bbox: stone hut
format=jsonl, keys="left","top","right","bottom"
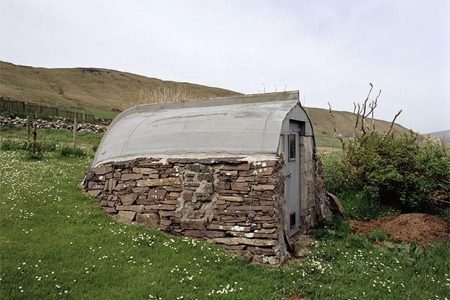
{"left": 83, "top": 91, "right": 332, "bottom": 265}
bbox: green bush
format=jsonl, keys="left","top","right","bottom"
{"left": 369, "top": 229, "right": 389, "bottom": 242}
{"left": 60, "top": 145, "right": 86, "bottom": 157}
{"left": 42, "top": 141, "right": 57, "bottom": 152}
{"left": 1, "top": 138, "right": 57, "bottom": 152}
{"left": 0, "top": 139, "right": 30, "bottom": 151}
{"left": 26, "top": 143, "right": 43, "bottom": 160}
{"left": 323, "top": 132, "right": 449, "bottom": 214}
{"left": 336, "top": 190, "right": 400, "bottom": 220}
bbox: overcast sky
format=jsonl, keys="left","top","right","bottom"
{"left": 1, "top": 0, "right": 449, "bottom": 132}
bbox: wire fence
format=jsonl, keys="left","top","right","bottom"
{"left": 0, "top": 97, "right": 95, "bottom": 122}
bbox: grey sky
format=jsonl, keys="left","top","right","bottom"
{"left": 1, "top": 0, "right": 449, "bottom": 132}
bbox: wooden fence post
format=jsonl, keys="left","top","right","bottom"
{"left": 73, "top": 114, "right": 77, "bottom": 147}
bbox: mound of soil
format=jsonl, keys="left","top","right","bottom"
{"left": 350, "top": 213, "right": 449, "bottom": 245}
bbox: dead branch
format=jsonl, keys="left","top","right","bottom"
{"left": 354, "top": 103, "right": 362, "bottom": 135}
{"left": 328, "top": 102, "right": 345, "bottom": 150}
{"left": 360, "top": 83, "right": 374, "bottom": 134}
{"left": 383, "top": 109, "right": 403, "bottom": 139}
{"left": 369, "top": 90, "right": 381, "bottom": 133}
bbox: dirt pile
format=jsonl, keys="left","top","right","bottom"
{"left": 350, "top": 213, "right": 449, "bottom": 245}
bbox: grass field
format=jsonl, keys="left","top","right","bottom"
{"left": 0, "top": 126, "right": 102, "bottom": 148}
{"left": 0, "top": 142, "right": 449, "bottom": 299}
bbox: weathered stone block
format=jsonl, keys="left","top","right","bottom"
{"left": 255, "top": 228, "right": 277, "bottom": 234}
{"left": 254, "top": 167, "right": 274, "bottom": 176}
{"left": 184, "top": 230, "right": 224, "bottom": 238}
{"left": 104, "top": 207, "right": 117, "bottom": 214}
{"left": 247, "top": 246, "right": 276, "bottom": 255}
{"left": 93, "top": 166, "right": 112, "bottom": 175}
{"left": 231, "top": 182, "right": 250, "bottom": 191}
{"left": 254, "top": 216, "right": 273, "bottom": 221}
{"left": 147, "top": 189, "right": 167, "bottom": 201}
{"left": 132, "top": 187, "right": 149, "bottom": 193}
{"left": 136, "top": 213, "right": 159, "bottom": 227}
{"left": 106, "top": 179, "right": 117, "bottom": 191}
{"left": 222, "top": 245, "right": 246, "bottom": 251}
{"left": 236, "top": 176, "right": 255, "bottom": 183}
{"left": 88, "top": 182, "right": 104, "bottom": 190}
{"left": 218, "top": 196, "right": 244, "bottom": 202}
{"left": 227, "top": 205, "right": 274, "bottom": 212}
{"left": 207, "top": 224, "right": 251, "bottom": 232}
{"left": 252, "top": 185, "right": 275, "bottom": 191}
{"left": 219, "top": 164, "right": 251, "bottom": 171}
{"left": 181, "top": 220, "right": 206, "bottom": 230}
{"left": 88, "top": 190, "right": 102, "bottom": 197}
{"left": 221, "top": 170, "right": 238, "bottom": 176}
{"left": 217, "top": 216, "right": 247, "bottom": 223}
{"left": 165, "top": 185, "right": 182, "bottom": 192}
{"left": 117, "top": 211, "right": 136, "bottom": 223}
{"left": 243, "top": 232, "right": 278, "bottom": 239}
{"left": 159, "top": 218, "right": 172, "bottom": 226}
{"left": 168, "top": 192, "right": 181, "bottom": 199}
{"left": 161, "top": 200, "right": 179, "bottom": 205}
{"left": 159, "top": 211, "right": 182, "bottom": 218}
{"left": 117, "top": 205, "right": 144, "bottom": 213}
{"left": 213, "top": 237, "right": 276, "bottom": 247}
{"left": 120, "top": 193, "right": 137, "bottom": 205}
{"left": 133, "top": 167, "right": 158, "bottom": 174}
{"left": 144, "top": 204, "right": 176, "bottom": 211}
{"left": 114, "top": 183, "right": 130, "bottom": 191}
{"left": 121, "top": 173, "right": 143, "bottom": 181}
{"left": 136, "top": 178, "right": 181, "bottom": 187}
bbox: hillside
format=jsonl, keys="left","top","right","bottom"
{"left": 305, "top": 107, "right": 410, "bottom": 137}
{"left": 427, "top": 129, "right": 450, "bottom": 145}
{"left": 0, "top": 61, "right": 240, "bottom": 116}
{"left": 0, "top": 61, "right": 411, "bottom": 138}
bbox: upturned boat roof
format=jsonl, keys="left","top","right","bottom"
{"left": 92, "top": 91, "right": 313, "bottom": 167}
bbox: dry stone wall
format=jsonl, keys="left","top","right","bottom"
{"left": 83, "top": 157, "right": 288, "bottom": 265}
{"left": 0, "top": 114, "right": 105, "bottom": 133}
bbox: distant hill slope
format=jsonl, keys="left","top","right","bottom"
{"left": 305, "top": 107, "right": 410, "bottom": 137}
{"left": 0, "top": 61, "right": 240, "bottom": 114}
{"left": 427, "top": 129, "right": 450, "bottom": 145}
{"left": 0, "top": 60, "right": 410, "bottom": 137}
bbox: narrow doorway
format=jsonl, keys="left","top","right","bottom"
{"left": 284, "top": 120, "right": 305, "bottom": 237}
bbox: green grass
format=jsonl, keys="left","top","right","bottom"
{"left": 0, "top": 126, "right": 101, "bottom": 147}
{"left": 338, "top": 190, "right": 401, "bottom": 220}
{"left": 0, "top": 150, "right": 449, "bottom": 299}
{"left": 314, "top": 133, "right": 343, "bottom": 150}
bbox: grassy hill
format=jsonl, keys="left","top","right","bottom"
{"left": 0, "top": 61, "right": 240, "bottom": 117}
{"left": 427, "top": 129, "right": 450, "bottom": 146}
{"left": 306, "top": 107, "right": 409, "bottom": 137}
{"left": 1, "top": 61, "right": 411, "bottom": 142}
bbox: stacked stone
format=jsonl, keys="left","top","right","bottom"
{"left": 0, "top": 114, "right": 105, "bottom": 133}
{"left": 84, "top": 157, "right": 287, "bottom": 265}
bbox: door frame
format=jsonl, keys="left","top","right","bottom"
{"left": 283, "top": 120, "right": 305, "bottom": 237}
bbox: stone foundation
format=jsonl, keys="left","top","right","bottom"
{"left": 83, "top": 157, "right": 288, "bottom": 265}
